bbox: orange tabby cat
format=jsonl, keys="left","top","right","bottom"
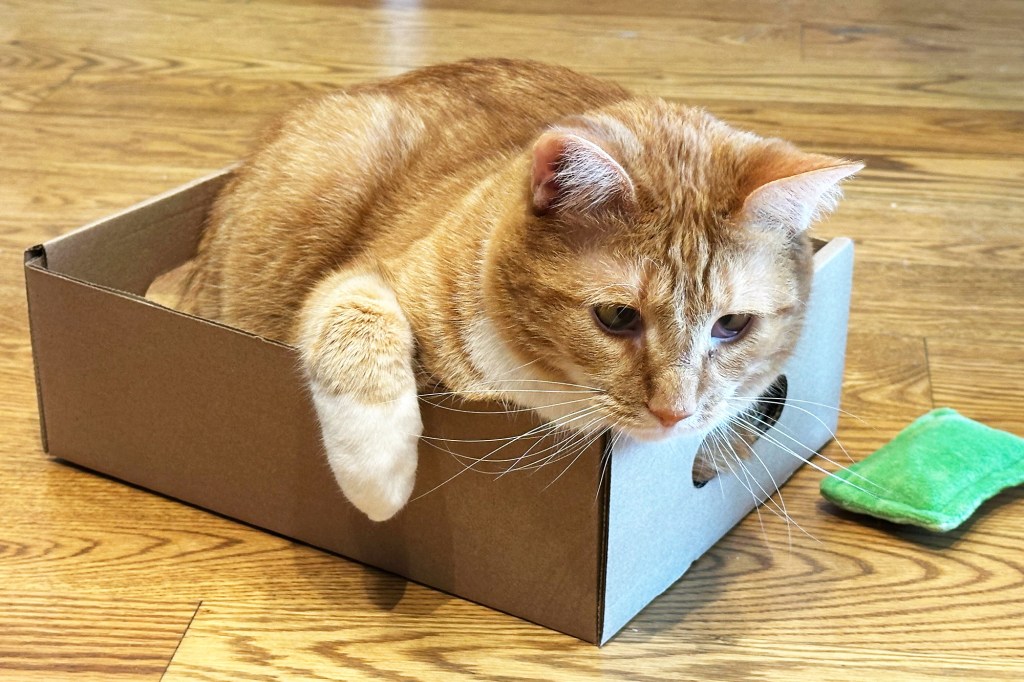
{"left": 179, "top": 58, "right": 861, "bottom": 521}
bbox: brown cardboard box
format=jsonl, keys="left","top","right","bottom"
{"left": 24, "top": 169, "right": 853, "bottom": 644}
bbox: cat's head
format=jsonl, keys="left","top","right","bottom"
{"left": 484, "top": 99, "right": 861, "bottom": 441}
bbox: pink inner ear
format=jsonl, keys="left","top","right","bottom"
{"left": 529, "top": 131, "right": 635, "bottom": 215}
{"left": 531, "top": 134, "right": 566, "bottom": 213}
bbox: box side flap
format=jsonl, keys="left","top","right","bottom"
{"left": 812, "top": 236, "right": 854, "bottom": 274}
{"left": 24, "top": 248, "right": 51, "bottom": 452}
{"left": 416, "top": 404, "right": 606, "bottom": 642}
{"left": 42, "top": 168, "right": 234, "bottom": 295}
{"left": 600, "top": 238, "right": 855, "bottom": 643}
{"left": 594, "top": 440, "right": 613, "bottom": 644}
{"left": 30, "top": 262, "right": 606, "bottom": 642}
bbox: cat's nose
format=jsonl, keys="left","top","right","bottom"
{"left": 647, "top": 403, "right": 693, "bottom": 428}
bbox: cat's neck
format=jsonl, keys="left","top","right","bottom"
{"left": 384, "top": 153, "right": 591, "bottom": 422}
{"left": 388, "top": 155, "right": 533, "bottom": 396}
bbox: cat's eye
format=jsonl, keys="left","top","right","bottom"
{"left": 711, "top": 313, "right": 753, "bottom": 340}
{"left": 592, "top": 304, "right": 642, "bottom": 335}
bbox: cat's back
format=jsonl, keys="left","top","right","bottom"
{"left": 186, "top": 59, "right": 629, "bottom": 338}
{"left": 344, "top": 58, "right": 628, "bottom": 141}
{"left": 278, "top": 59, "right": 630, "bottom": 183}
{"left": 229, "top": 59, "right": 630, "bottom": 210}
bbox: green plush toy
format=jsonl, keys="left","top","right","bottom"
{"left": 820, "top": 408, "right": 1024, "bottom": 532}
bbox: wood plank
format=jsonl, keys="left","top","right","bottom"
{"left": 845, "top": 152, "right": 1024, "bottom": 207}
{"left": 0, "top": 453, "right": 355, "bottom": 601}
{"left": 0, "top": 74, "right": 68, "bottom": 113}
{"left": 0, "top": 593, "right": 197, "bottom": 681}
{"left": 847, "top": 261, "right": 1024, "bottom": 340}
{"left": 815, "top": 150, "right": 1024, "bottom": 273}
{"left": 832, "top": 332, "right": 932, "bottom": 454}
{"left": 268, "top": 0, "right": 1024, "bottom": 30}
{"left": 803, "top": 21, "right": 1024, "bottom": 68}
{"left": 161, "top": 597, "right": 1024, "bottom": 681}
{"left": 927, "top": 340, "right": 1024, "bottom": 435}
{"left": 704, "top": 101, "right": 1024, "bottom": 156}
{"left": 844, "top": 237, "right": 1024, "bottom": 272}
{"left": 0, "top": 34, "right": 79, "bottom": 111}
{"left": 13, "top": 86, "right": 1024, "bottom": 159}
{"left": 0, "top": 333, "right": 42, "bottom": 449}
{"left": 9, "top": 4, "right": 1019, "bottom": 114}
{"left": 33, "top": 62, "right": 1024, "bottom": 118}
{"left": 6, "top": 7, "right": 801, "bottom": 81}
{"left": 0, "top": 164, "right": 226, "bottom": 239}
{"left": 0, "top": 108, "right": 247, "bottom": 238}
{"left": 0, "top": 112, "right": 249, "bottom": 166}
{"left": 663, "top": 468, "right": 1024, "bottom": 653}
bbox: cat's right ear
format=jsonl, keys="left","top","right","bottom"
{"left": 740, "top": 156, "right": 864, "bottom": 234}
{"left": 530, "top": 132, "right": 635, "bottom": 216}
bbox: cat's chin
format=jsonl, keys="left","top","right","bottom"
{"left": 622, "top": 422, "right": 707, "bottom": 443}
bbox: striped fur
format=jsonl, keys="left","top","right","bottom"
{"left": 180, "top": 59, "right": 860, "bottom": 519}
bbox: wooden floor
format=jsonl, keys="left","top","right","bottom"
{"left": 3, "top": 1, "right": 1023, "bottom": 679}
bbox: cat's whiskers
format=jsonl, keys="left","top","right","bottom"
{"left": 424, "top": 378, "right": 606, "bottom": 394}
{"left": 490, "top": 378, "right": 605, "bottom": 391}
{"left": 410, "top": 378, "right": 608, "bottom": 460}
{"left": 503, "top": 413, "right": 605, "bottom": 478}
{"left": 416, "top": 378, "right": 604, "bottom": 417}
{"left": 727, "top": 413, "right": 840, "bottom": 483}
{"left": 415, "top": 399, "right": 602, "bottom": 450}
{"left": 725, "top": 418, "right": 797, "bottom": 551}
{"left": 490, "top": 411, "right": 600, "bottom": 477}
{"left": 496, "top": 408, "right": 610, "bottom": 476}
{"left": 716, "top": 422, "right": 817, "bottom": 545}
{"left": 492, "top": 355, "right": 544, "bottom": 379}
{"left": 708, "top": 427, "right": 770, "bottom": 546}
{"left": 418, "top": 394, "right": 597, "bottom": 416}
{"left": 409, "top": 402, "right": 609, "bottom": 500}
{"left": 432, "top": 403, "right": 605, "bottom": 464}
{"left": 594, "top": 425, "right": 624, "bottom": 503}
{"left": 727, "top": 395, "right": 861, "bottom": 465}
{"left": 531, "top": 409, "right": 608, "bottom": 470}
{"left": 733, "top": 422, "right": 826, "bottom": 546}
{"left": 349, "top": 388, "right": 591, "bottom": 411}
{"left": 543, "top": 420, "right": 610, "bottom": 490}
{"left": 728, "top": 413, "right": 879, "bottom": 502}
{"left": 739, "top": 409, "right": 881, "bottom": 492}
{"left": 502, "top": 403, "right": 616, "bottom": 481}
{"left": 703, "top": 428, "right": 728, "bottom": 501}
{"left": 420, "top": 387, "right": 601, "bottom": 401}
{"left": 495, "top": 423, "right": 565, "bottom": 477}
{"left": 413, "top": 351, "right": 545, "bottom": 407}
{"left": 732, "top": 395, "right": 871, "bottom": 426}
{"left": 723, "top": 396, "right": 881, "bottom": 495}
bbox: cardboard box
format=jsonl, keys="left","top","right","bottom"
{"left": 24, "top": 169, "right": 853, "bottom": 644}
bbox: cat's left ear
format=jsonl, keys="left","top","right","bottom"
{"left": 741, "top": 158, "right": 864, "bottom": 233}
{"left": 530, "top": 132, "right": 636, "bottom": 215}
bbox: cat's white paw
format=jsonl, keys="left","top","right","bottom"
{"left": 311, "top": 383, "right": 422, "bottom": 522}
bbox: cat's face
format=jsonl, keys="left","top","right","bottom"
{"left": 555, "top": 227, "right": 811, "bottom": 440}
{"left": 486, "top": 101, "right": 859, "bottom": 440}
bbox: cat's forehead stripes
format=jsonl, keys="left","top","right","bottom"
{"left": 648, "top": 222, "right": 719, "bottom": 323}
{"left": 581, "top": 281, "right": 642, "bottom": 307}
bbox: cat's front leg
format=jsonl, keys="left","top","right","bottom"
{"left": 297, "top": 269, "right": 421, "bottom": 522}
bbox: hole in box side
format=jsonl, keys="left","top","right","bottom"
{"left": 691, "top": 374, "right": 788, "bottom": 488}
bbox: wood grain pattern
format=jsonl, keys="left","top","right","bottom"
{"left": 3, "top": 0, "right": 1024, "bottom": 679}
{"left": 0, "top": 594, "right": 198, "bottom": 681}
{"left": 161, "top": 597, "right": 1024, "bottom": 682}
{"left": 928, "top": 340, "right": 1024, "bottom": 434}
